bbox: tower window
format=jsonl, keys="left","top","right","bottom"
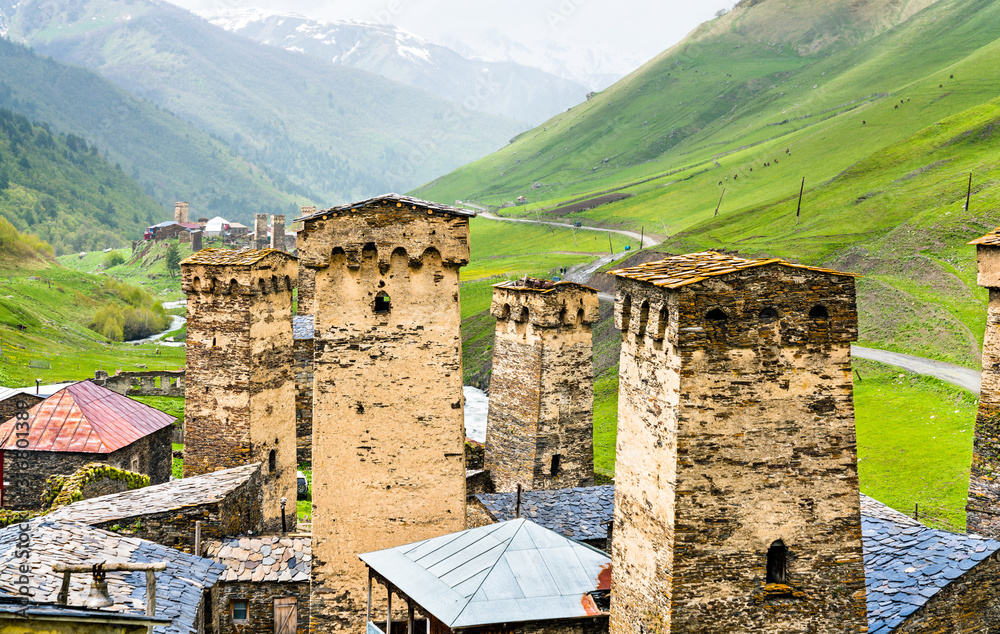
{"left": 809, "top": 305, "right": 829, "bottom": 319}
{"left": 759, "top": 307, "right": 778, "bottom": 321}
{"left": 268, "top": 449, "right": 276, "bottom": 473}
{"left": 706, "top": 308, "right": 728, "bottom": 321}
{"left": 655, "top": 306, "right": 669, "bottom": 339}
{"left": 374, "top": 292, "right": 391, "bottom": 314}
{"left": 550, "top": 454, "right": 562, "bottom": 477}
{"left": 620, "top": 295, "right": 632, "bottom": 332}
{"left": 637, "top": 301, "right": 650, "bottom": 336}
{"left": 766, "top": 540, "right": 788, "bottom": 584}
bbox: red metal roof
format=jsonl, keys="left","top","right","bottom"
{"left": 0, "top": 382, "right": 176, "bottom": 454}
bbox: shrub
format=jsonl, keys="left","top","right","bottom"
{"left": 103, "top": 251, "right": 126, "bottom": 268}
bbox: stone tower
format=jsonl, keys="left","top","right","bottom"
{"left": 609, "top": 251, "right": 866, "bottom": 634}
{"left": 297, "top": 194, "right": 471, "bottom": 630}
{"left": 181, "top": 248, "right": 298, "bottom": 533}
{"left": 270, "top": 214, "right": 286, "bottom": 252}
{"left": 968, "top": 229, "right": 1000, "bottom": 536}
{"left": 484, "top": 279, "right": 599, "bottom": 492}
{"left": 174, "top": 201, "right": 189, "bottom": 224}
{"left": 254, "top": 214, "right": 268, "bottom": 250}
{"left": 297, "top": 206, "right": 317, "bottom": 315}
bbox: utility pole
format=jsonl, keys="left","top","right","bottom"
{"left": 715, "top": 188, "right": 726, "bottom": 216}
{"left": 608, "top": 233, "right": 614, "bottom": 254}
{"left": 796, "top": 177, "right": 805, "bottom": 224}
{"left": 965, "top": 172, "right": 973, "bottom": 212}
{"left": 640, "top": 227, "right": 644, "bottom": 248}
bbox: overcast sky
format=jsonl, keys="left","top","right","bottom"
{"left": 166, "top": 0, "right": 724, "bottom": 80}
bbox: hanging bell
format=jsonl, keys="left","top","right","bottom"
{"left": 84, "top": 565, "right": 114, "bottom": 609}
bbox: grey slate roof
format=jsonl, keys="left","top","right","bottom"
{"left": 204, "top": 535, "right": 311, "bottom": 583}
{"left": 297, "top": 193, "right": 476, "bottom": 221}
{"left": 0, "top": 519, "right": 224, "bottom": 634}
{"left": 475, "top": 486, "right": 614, "bottom": 542}
{"left": 360, "top": 518, "right": 611, "bottom": 628}
{"left": 861, "top": 494, "right": 1000, "bottom": 634}
{"left": 0, "top": 592, "right": 171, "bottom": 626}
{"left": 45, "top": 463, "right": 260, "bottom": 526}
{"left": 292, "top": 315, "right": 314, "bottom": 340}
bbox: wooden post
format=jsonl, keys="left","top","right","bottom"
{"left": 408, "top": 600, "right": 415, "bottom": 634}
{"left": 145, "top": 570, "right": 157, "bottom": 616}
{"left": 516, "top": 484, "right": 523, "bottom": 518}
{"left": 640, "top": 227, "right": 644, "bottom": 248}
{"left": 57, "top": 572, "right": 71, "bottom": 605}
{"left": 608, "top": 233, "right": 614, "bottom": 254}
{"left": 386, "top": 583, "right": 393, "bottom": 634}
{"left": 194, "top": 520, "right": 202, "bottom": 556}
{"left": 572, "top": 228, "right": 577, "bottom": 247}
{"left": 715, "top": 188, "right": 726, "bottom": 216}
{"left": 966, "top": 172, "right": 973, "bottom": 211}
{"left": 660, "top": 220, "right": 668, "bottom": 236}
{"left": 366, "top": 571, "right": 373, "bottom": 625}
{"left": 796, "top": 177, "right": 805, "bottom": 223}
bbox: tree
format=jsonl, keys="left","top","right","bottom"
{"left": 165, "top": 243, "right": 181, "bottom": 276}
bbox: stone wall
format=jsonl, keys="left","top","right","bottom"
{"left": 271, "top": 214, "right": 286, "bottom": 252}
{"left": 610, "top": 263, "right": 867, "bottom": 634}
{"left": 969, "top": 244, "right": 1000, "bottom": 536}
{"left": 893, "top": 550, "right": 1000, "bottom": 632}
{"left": 2, "top": 426, "right": 171, "bottom": 510}
{"left": 92, "top": 370, "right": 185, "bottom": 397}
{"left": 297, "top": 207, "right": 317, "bottom": 316}
{"left": 299, "top": 199, "right": 470, "bottom": 630}
{"left": 293, "top": 337, "right": 314, "bottom": 464}
{"left": 182, "top": 250, "right": 298, "bottom": 534}
{"left": 484, "top": 282, "right": 598, "bottom": 493}
{"left": 96, "top": 466, "right": 264, "bottom": 553}
{"left": 422, "top": 614, "right": 607, "bottom": 634}
{"left": 0, "top": 394, "right": 43, "bottom": 425}
{"left": 211, "top": 582, "right": 310, "bottom": 634}
{"left": 174, "top": 202, "right": 189, "bottom": 224}
{"left": 255, "top": 214, "right": 268, "bottom": 250}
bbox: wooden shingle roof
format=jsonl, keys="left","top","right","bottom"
{"left": 969, "top": 229, "right": 1000, "bottom": 246}
{"left": 610, "top": 251, "right": 854, "bottom": 288}
{"left": 0, "top": 381, "right": 175, "bottom": 454}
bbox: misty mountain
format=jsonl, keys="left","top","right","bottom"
{"left": 0, "top": 0, "right": 525, "bottom": 204}
{"left": 199, "top": 7, "right": 590, "bottom": 127}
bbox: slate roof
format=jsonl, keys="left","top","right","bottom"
{"left": 0, "top": 592, "right": 171, "bottom": 626}
{"left": 292, "top": 315, "right": 314, "bottom": 340}
{"left": 359, "top": 518, "right": 611, "bottom": 628}
{"left": 0, "top": 381, "right": 176, "bottom": 454}
{"left": 180, "top": 247, "right": 295, "bottom": 266}
{"left": 610, "top": 251, "right": 853, "bottom": 288}
{"left": 861, "top": 494, "right": 1000, "bottom": 634}
{"left": 475, "top": 486, "right": 614, "bottom": 542}
{"left": 0, "top": 518, "right": 224, "bottom": 634}
{"left": 45, "top": 463, "right": 260, "bottom": 526}
{"left": 969, "top": 229, "right": 1000, "bottom": 246}
{"left": 204, "top": 535, "right": 311, "bottom": 583}
{"left": 493, "top": 279, "right": 598, "bottom": 294}
{"left": 298, "top": 193, "right": 476, "bottom": 222}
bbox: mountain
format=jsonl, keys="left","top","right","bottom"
{"left": 0, "top": 36, "right": 306, "bottom": 226}
{"left": 0, "top": 0, "right": 525, "bottom": 204}
{"left": 418, "top": 0, "right": 1000, "bottom": 369}
{"left": 0, "top": 107, "right": 167, "bottom": 254}
{"left": 198, "top": 8, "right": 589, "bottom": 127}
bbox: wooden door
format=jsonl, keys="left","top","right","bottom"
{"left": 274, "top": 597, "right": 297, "bottom": 634}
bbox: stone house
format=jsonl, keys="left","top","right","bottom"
{"left": 0, "top": 594, "right": 170, "bottom": 632}
{"left": 359, "top": 518, "right": 610, "bottom": 634}
{"left": 45, "top": 463, "right": 264, "bottom": 553}
{"left": 204, "top": 535, "right": 311, "bottom": 634}
{"left": 0, "top": 381, "right": 174, "bottom": 510}
{"left": 608, "top": 251, "right": 866, "bottom": 633}
{"left": 292, "top": 315, "right": 314, "bottom": 463}
{"left": 0, "top": 383, "right": 71, "bottom": 422}
{"left": 485, "top": 279, "right": 599, "bottom": 493}
{"left": 0, "top": 518, "right": 225, "bottom": 634}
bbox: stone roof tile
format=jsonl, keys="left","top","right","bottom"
{"left": 610, "top": 251, "right": 854, "bottom": 288}
{"left": 475, "top": 485, "right": 614, "bottom": 542}
{"left": 203, "top": 535, "right": 311, "bottom": 583}
{"left": 181, "top": 247, "right": 295, "bottom": 266}
{"left": 298, "top": 193, "right": 475, "bottom": 221}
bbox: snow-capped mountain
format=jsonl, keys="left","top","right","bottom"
{"left": 198, "top": 7, "right": 589, "bottom": 126}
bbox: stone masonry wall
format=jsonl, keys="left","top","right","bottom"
{"left": 297, "top": 207, "right": 317, "bottom": 316}
{"left": 293, "top": 338, "right": 314, "bottom": 464}
{"left": 968, "top": 244, "right": 1000, "bottom": 536}
{"left": 893, "top": 550, "right": 1000, "bottom": 633}
{"left": 0, "top": 394, "right": 43, "bottom": 425}
{"left": 299, "top": 201, "right": 469, "bottom": 631}
{"left": 211, "top": 582, "right": 310, "bottom": 634}
{"left": 96, "top": 466, "right": 264, "bottom": 553}
{"left": 611, "top": 264, "right": 867, "bottom": 634}
{"left": 182, "top": 251, "right": 298, "bottom": 534}
{"left": 92, "top": 370, "right": 184, "bottom": 397}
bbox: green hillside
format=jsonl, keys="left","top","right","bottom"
{"left": 419, "top": 0, "right": 1000, "bottom": 369}
{"left": 0, "top": 36, "right": 307, "bottom": 226}
{"left": 1, "top": 0, "right": 523, "bottom": 205}
{"left": 0, "top": 107, "right": 165, "bottom": 253}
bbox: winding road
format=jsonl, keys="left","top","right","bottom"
{"left": 478, "top": 211, "right": 660, "bottom": 248}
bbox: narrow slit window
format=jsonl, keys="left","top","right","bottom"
{"left": 656, "top": 306, "right": 668, "bottom": 339}
{"left": 620, "top": 295, "right": 632, "bottom": 333}
{"left": 809, "top": 305, "right": 829, "bottom": 319}
{"left": 268, "top": 449, "right": 276, "bottom": 473}
{"left": 374, "top": 292, "right": 391, "bottom": 314}
{"left": 637, "top": 301, "right": 650, "bottom": 336}
{"left": 550, "top": 454, "right": 562, "bottom": 477}
{"left": 766, "top": 540, "right": 788, "bottom": 584}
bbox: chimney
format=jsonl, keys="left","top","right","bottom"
{"left": 270, "top": 214, "right": 286, "bottom": 252}
{"left": 254, "top": 214, "right": 268, "bottom": 250}
{"left": 174, "top": 202, "right": 189, "bottom": 224}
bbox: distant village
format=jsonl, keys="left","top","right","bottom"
{"left": 2, "top": 194, "right": 1000, "bottom": 634}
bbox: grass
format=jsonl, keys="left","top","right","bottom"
{"left": 297, "top": 466, "right": 311, "bottom": 523}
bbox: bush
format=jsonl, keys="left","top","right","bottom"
{"left": 103, "top": 251, "right": 126, "bottom": 268}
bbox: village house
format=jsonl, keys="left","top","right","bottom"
{"left": 0, "top": 381, "right": 174, "bottom": 510}
{"left": 0, "top": 383, "right": 67, "bottom": 422}
{"left": 359, "top": 518, "right": 610, "bottom": 634}
{"left": 204, "top": 535, "right": 311, "bottom": 634}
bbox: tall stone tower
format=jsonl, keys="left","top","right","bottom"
{"left": 968, "top": 229, "right": 1000, "bottom": 536}
{"left": 297, "top": 194, "right": 471, "bottom": 630}
{"left": 174, "top": 201, "right": 189, "bottom": 224}
{"left": 297, "top": 206, "right": 317, "bottom": 315}
{"left": 484, "top": 279, "right": 599, "bottom": 492}
{"left": 254, "top": 213, "right": 268, "bottom": 250}
{"left": 270, "top": 214, "right": 286, "bottom": 252}
{"left": 181, "top": 248, "right": 298, "bottom": 533}
{"left": 609, "top": 251, "right": 866, "bottom": 634}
